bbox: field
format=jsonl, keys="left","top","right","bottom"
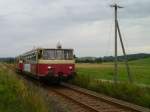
{"left": 70, "top": 57, "right": 150, "bottom": 108}
{"left": 76, "top": 57, "right": 150, "bottom": 85}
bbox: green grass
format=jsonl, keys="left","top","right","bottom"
{"left": 130, "top": 57, "right": 150, "bottom": 66}
{"left": 76, "top": 57, "right": 150, "bottom": 85}
{"left": 0, "top": 64, "right": 52, "bottom": 112}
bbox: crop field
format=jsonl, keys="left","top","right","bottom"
{"left": 76, "top": 57, "right": 150, "bottom": 85}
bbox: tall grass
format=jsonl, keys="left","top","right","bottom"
{"left": 0, "top": 65, "right": 52, "bottom": 112}
{"left": 69, "top": 74, "right": 150, "bottom": 108}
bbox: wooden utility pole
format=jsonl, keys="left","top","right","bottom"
{"left": 110, "top": 4, "right": 133, "bottom": 83}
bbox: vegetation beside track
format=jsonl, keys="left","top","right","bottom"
{"left": 69, "top": 74, "right": 150, "bottom": 108}
{"left": 70, "top": 57, "right": 150, "bottom": 108}
{"left": 0, "top": 64, "right": 52, "bottom": 112}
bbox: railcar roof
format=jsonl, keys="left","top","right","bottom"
{"left": 18, "top": 48, "right": 73, "bottom": 57}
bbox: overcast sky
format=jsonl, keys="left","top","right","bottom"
{"left": 0, "top": 0, "right": 150, "bottom": 57}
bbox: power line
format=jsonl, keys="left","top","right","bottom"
{"left": 110, "top": 3, "right": 133, "bottom": 83}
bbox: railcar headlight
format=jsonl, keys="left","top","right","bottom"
{"left": 48, "top": 66, "right": 52, "bottom": 69}
{"left": 69, "top": 66, "right": 73, "bottom": 70}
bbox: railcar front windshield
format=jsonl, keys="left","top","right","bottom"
{"left": 42, "top": 49, "right": 73, "bottom": 60}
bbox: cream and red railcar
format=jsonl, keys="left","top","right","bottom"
{"left": 16, "top": 48, "right": 75, "bottom": 82}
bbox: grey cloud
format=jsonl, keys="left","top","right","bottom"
{"left": 0, "top": 0, "right": 150, "bottom": 57}
{"left": 117, "top": 0, "right": 150, "bottom": 19}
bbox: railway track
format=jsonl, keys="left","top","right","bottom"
{"left": 50, "top": 86, "right": 128, "bottom": 112}
{"left": 3, "top": 63, "right": 150, "bottom": 112}
{"left": 49, "top": 83, "right": 149, "bottom": 112}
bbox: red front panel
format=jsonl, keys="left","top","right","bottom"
{"left": 37, "top": 64, "right": 75, "bottom": 77}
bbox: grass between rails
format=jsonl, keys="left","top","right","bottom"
{"left": 70, "top": 58, "right": 150, "bottom": 108}
{"left": 0, "top": 64, "right": 52, "bottom": 112}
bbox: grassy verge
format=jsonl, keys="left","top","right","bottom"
{"left": 0, "top": 64, "right": 52, "bottom": 112}
{"left": 69, "top": 73, "right": 150, "bottom": 108}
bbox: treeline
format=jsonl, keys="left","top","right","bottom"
{"left": 76, "top": 53, "right": 150, "bottom": 63}
{"left": 0, "top": 53, "right": 150, "bottom": 63}
{"left": 0, "top": 57, "right": 15, "bottom": 63}
{"left": 76, "top": 57, "right": 102, "bottom": 63}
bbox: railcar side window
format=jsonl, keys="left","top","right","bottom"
{"left": 38, "top": 50, "right": 42, "bottom": 59}
{"left": 31, "top": 53, "right": 36, "bottom": 61}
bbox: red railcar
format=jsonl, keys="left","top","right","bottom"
{"left": 16, "top": 47, "right": 75, "bottom": 83}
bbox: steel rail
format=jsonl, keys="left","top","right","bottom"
{"left": 61, "top": 83, "right": 150, "bottom": 112}
{"left": 50, "top": 87, "right": 99, "bottom": 112}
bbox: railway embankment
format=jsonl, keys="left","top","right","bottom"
{"left": 0, "top": 63, "right": 52, "bottom": 112}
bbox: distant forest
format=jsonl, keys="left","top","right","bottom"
{"left": 0, "top": 57, "right": 15, "bottom": 63}
{"left": 75, "top": 53, "right": 150, "bottom": 63}
{"left": 0, "top": 53, "right": 150, "bottom": 63}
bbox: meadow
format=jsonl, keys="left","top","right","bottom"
{"left": 76, "top": 57, "right": 150, "bottom": 85}
{"left": 70, "top": 57, "right": 150, "bottom": 108}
